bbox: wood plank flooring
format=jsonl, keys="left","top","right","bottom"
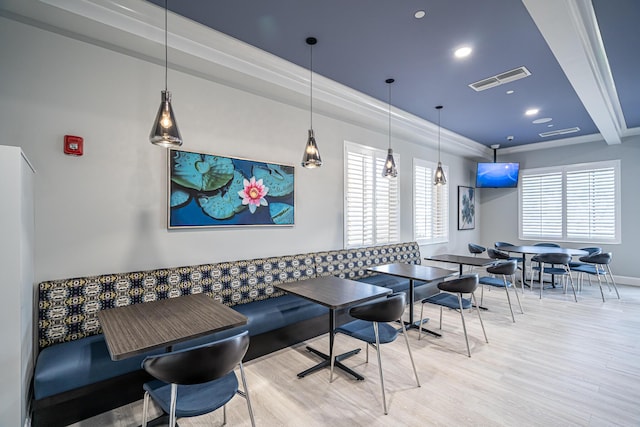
{"left": 68, "top": 283, "right": 640, "bottom": 426}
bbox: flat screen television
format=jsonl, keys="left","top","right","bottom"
{"left": 475, "top": 162, "right": 520, "bottom": 188}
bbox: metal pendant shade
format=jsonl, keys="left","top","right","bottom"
{"left": 382, "top": 78, "right": 397, "bottom": 178}
{"left": 301, "top": 37, "right": 322, "bottom": 168}
{"left": 150, "top": 0, "right": 182, "bottom": 148}
{"left": 434, "top": 105, "right": 446, "bottom": 185}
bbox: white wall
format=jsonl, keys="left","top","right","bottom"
{"left": 478, "top": 137, "right": 640, "bottom": 280}
{"left": 0, "top": 16, "right": 480, "bottom": 284}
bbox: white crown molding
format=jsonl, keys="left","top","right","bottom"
{"left": 522, "top": 0, "right": 624, "bottom": 145}
{"left": 1, "top": 0, "right": 488, "bottom": 158}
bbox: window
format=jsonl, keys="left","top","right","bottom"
{"left": 344, "top": 142, "right": 400, "bottom": 248}
{"left": 413, "top": 158, "right": 449, "bottom": 244}
{"left": 519, "top": 160, "right": 620, "bottom": 243}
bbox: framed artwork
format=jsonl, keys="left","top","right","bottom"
{"left": 168, "top": 149, "right": 295, "bottom": 228}
{"left": 458, "top": 186, "right": 475, "bottom": 230}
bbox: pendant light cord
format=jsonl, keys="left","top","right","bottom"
{"left": 437, "top": 107, "right": 442, "bottom": 162}
{"left": 164, "top": 0, "right": 168, "bottom": 92}
{"left": 388, "top": 83, "right": 392, "bottom": 149}
{"left": 309, "top": 43, "right": 313, "bottom": 130}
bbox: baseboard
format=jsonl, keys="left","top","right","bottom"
{"left": 613, "top": 275, "right": 640, "bottom": 287}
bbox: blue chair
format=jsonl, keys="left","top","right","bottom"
{"left": 529, "top": 242, "right": 561, "bottom": 283}
{"left": 572, "top": 252, "right": 619, "bottom": 302}
{"left": 331, "top": 292, "right": 420, "bottom": 414}
{"left": 419, "top": 274, "right": 488, "bottom": 357}
{"left": 479, "top": 260, "right": 523, "bottom": 322}
{"left": 568, "top": 247, "right": 602, "bottom": 268}
{"left": 141, "top": 331, "right": 255, "bottom": 427}
{"left": 468, "top": 243, "right": 486, "bottom": 256}
{"left": 531, "top": 253, "right": 577, "bottom": 302}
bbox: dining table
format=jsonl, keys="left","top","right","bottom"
{"left": 366, "top": 263, "right": 456, "bottom": 336}
{"left": 495, "top": 245, "right": 588, "bottom": 287}
{"left": 424, "top": 254, "right": 496, "bottom": 275}
{"left": 275, "top": 275, "right": 391, "bottom": 381}
{"left": 97, "top": 293, "right": 248, "bottom": 361}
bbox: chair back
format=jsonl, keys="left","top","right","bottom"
{"left": 487, "top": 248, "right": 510, "bottom": 260}
{"left": 536, "top": 252, "right": 571, "bottom": 265}
{"left": 468, "top": 243, "right": 486, "bottom": 255}
{"left": 534, "top": 242, "right": 561, "bottom": 247}
{"left": 437, "top": 274, "right": 479, "bottom": 294}
{"left": 580, "top": 247, "right": 602, "bottom": 256}
{"left": 349, "top": 292, "right": 406, "bottom": 323}
{"left": 579, "top": 252, "right": 611, "bottom": 265}
{"left": 494, "top": 241, "right": 514, "bottom": 248}
{"left": 486, "top": 260, "right": 517, "bottom": 276}
{"left": 142, "top": 331, "right": 249, "bottom": 385}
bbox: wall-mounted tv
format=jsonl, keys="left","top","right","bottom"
{"left": 475, "top": 162, "right": 520, "bottom": 188}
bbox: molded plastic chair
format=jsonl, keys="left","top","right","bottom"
{"left": 572, "top": 252, "right": 619, "bottom": 302}
{"left": 141, "top": 331, "right": 255, "bottom": 427}
{"left": 494, "top": 242, "right": 524, "bottom": 263}
{"left": 419, "top": 274, "right": 488, "bottom": 357}
{"left": 531, "top": 253, "right": 577, "bottom": 302}
{"left": 568, "top": 247, "right": 602, "bottom": 268}
{"left": 479, "top": 260, "right": 523, "bottom": 322}
{"left": 468, "top": 243, "right": 486, "bottom": 256}
{"left": 529, "top": 243, "right": 562, "bottom": 282}
{"left": 332, "top": 292, "right": 420, "bottom": 415}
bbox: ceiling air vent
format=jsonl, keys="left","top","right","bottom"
{"left": 539, "top": 127, "right": 581, "bottom": 137}
{"left": 469, "top": 66, "right": 531, "bottom": 91}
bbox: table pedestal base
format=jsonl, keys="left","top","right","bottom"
{"left": 297, "top": 346, "right": 364, "bottom": 380}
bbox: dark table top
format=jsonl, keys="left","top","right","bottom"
{"left": 97, "top": 293, "right": 247, "bottom": 360}
{"left": 275, "top": 276, "right": 391, "bottom": 310}
{"left": 367, "top": 263, "right": 456, "bottom": 282}
{"left": 497, "top": 245, "right": 588, "bottom": 256}
{"left": 425, "top": 254, "right": 496, "bottom": 267}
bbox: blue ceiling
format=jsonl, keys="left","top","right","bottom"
{"left": 147, "top": 0, "right": 638, "bottom": 148}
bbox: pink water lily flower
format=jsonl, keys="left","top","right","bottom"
{"left": 238, "top": 176, "right": 269, "bottom": 213}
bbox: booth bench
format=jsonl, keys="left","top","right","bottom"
{"left": 32, "top": 242, "right": 426, "bottom": 426}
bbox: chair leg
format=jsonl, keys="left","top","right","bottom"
{"left": 457, "top": 294, "right": 471, "bottom": 357}
{"left": 141, "top": 391, "right": 150, "bottom": 427}
{"left": 329, "top": 334, "right": 336, "bottom": 383}
{"left": 471, "top": 292, "right": 488, "bottom": 345}
{"left": 606, "top": 265, "right": 620, "bottom": 299}
{"left": 512, "top": 279, "right": 524, "bottom": 314}
{"left": 539, "top": 265, "right": 544, "bottom": 299}
{"left": 169, "top": 384, "right": 178, "bottom": 427}
{"left": 418, "top": 303, "right": 424, "bottom": 340}
{"left": 400, "top": 320, "right": 420, "bottom": 387}
{"left": 223, "top": 405, "right": 227, "bottom": 426}
{"left": 439, "top": 306, "right": 443, "bottom": 329}
{"left": 237, "top": 362, "right": 256, "bottom": 427}
{"left": 373, "top": 322, "right": 388, "bottom": 415}
{"left": 503, "top": 280, "right": 515, "bottom": 322}
{"left": 565, "top": 266, "right": 577, "bottom": 302}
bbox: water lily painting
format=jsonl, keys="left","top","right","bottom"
{"left": 458, "top": 186, "right": 475, "bottom": 230}
{"left": 168, "top": 149, "right": 294, "bottom": 228}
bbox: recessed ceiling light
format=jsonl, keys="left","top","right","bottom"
{"left": 547, "top": 124, "right": 554, "bottom": 127}
{"left": 506, "top": 90, "right": 514, "bottom": 95}
{"left": 454, "top": 46, "right": 472, "bottom": 58}
{"left": 414, "top": 10, "right": 426, "bottom": 19}
{"left": 532, "top": 117, "right": 552, "bottom": 124}
{"left": 525, "top": 108, "right": 539, "bottom": 116}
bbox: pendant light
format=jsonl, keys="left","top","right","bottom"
{"left": 301, "top": 37, "right": 322, "bottom": 168}
{"left": 149, "top": 0, "right": 183, "bottom": 148}
{"left": 382, "top": 78, "right": 398, "bottom": 178}
{"left": 433, "top": 105, "right": 447, "bottom": 185}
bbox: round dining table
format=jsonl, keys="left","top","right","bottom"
{"left": 495, "top": 245, "right": 588, "bottom": 287}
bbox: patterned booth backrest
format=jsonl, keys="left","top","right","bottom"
{"left": 37, "top": 242, "right": 420, "bottom": 349}
{"left": 314, "top": 242, "right": 421, "bottom": 279}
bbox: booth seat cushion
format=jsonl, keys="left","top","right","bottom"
{"left": 33, "top": 334, "right": 160, "bottom": 400}
{"left": 357, "top": 274, "right": 412, "bottom": 293}
{"left": 232, "top": 294, "right": 328, "bottom": 336}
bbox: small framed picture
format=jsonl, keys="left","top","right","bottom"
{"left": 458, "top": 186, "right": 475, "bottom": 230}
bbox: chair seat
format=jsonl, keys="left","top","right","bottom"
{"left": 143, "top": 372, "right": 238, "bottom": 418}
{"left": 478, "top": 276, "right": 512, "bottom": 288}
{"left": 336, "top": 319, "right": 398, "bottom": 344}
{"left": 422, "top": 292, "right": 471, "bottom": 310}
{"left": 531, "top": 266, "right": 568, "bottom": 275}
{"left": 571, "top": 264, "right": 605, "bottom": 275}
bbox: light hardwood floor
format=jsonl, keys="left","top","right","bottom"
{"left": 69, "top": 283, "right": 640, "bottom": 427}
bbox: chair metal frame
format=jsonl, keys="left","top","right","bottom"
{"left": 330, "top": 293, "right": 420, "bottom": 415}
{"left": 419, "top": 274, "right": 488, "bottom": 357}
{"left": 532, "top": 252, "right": 577, "bottom": 302}
{"left": 573, "top": 252, "right": 620, "bottom": 302}
{"left": 479, "top": 260, "right": 523, "bottom": 323}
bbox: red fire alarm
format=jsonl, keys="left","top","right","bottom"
{"left": 64, "top": 135, "right": 84, "bottom": 156}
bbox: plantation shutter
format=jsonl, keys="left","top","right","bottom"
{"left": 520, "top": 172, "right": 563, "bottom": 239}
{"left": 566, "top": 166, "right": 616, "bottom": 240}
{"left": 413, "top": 159, "right": 448, "bottom": 244}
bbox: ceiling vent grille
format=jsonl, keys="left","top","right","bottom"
{"left": 539, "top": 127, "right": 581, "bottom": 137}
{"left": 469, "top": 66, "right": 531, "bottom": 91}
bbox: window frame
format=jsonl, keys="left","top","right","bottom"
{"left": 412, "top": 157, "right": 449, "bottom": 245}
{"left": 343, "top": 141, "right": 401, "bottom": 248}
{"left": 518, "top": 160, "right": 621, "bottom": 244}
